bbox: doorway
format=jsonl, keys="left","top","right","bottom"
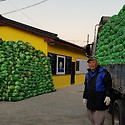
{"left": 71, "top": 62, "right": 75, "bottom": 84}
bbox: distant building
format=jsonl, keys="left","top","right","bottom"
{"left": 0, "top": 15, "right": 88, "bottom": 88}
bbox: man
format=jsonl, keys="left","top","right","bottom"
{"left": 83, "top": 57, "right": 112, "bottom": 125}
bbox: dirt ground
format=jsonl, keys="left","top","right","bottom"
{"left": 0, "top": 84, "right": 112, "bottom": 125}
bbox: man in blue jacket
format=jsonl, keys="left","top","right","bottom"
{"left": 83, "top": 57, "right": 112, "bottom": 125}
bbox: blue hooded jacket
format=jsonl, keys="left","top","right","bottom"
{"left": 83, "top": 65, "right": 112, "bottom": 110}
{"left": 86, "top": 67, "right": 106, "bottom": 92}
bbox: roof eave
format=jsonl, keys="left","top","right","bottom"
{"left": 0, "top": 15, "right": 58, "bottom": 39}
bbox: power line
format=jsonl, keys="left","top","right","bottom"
{"left": 6, "top": 0, "right": 44, "bottom": 28}
{"left": 0, "top": 0, "right": 6, "bottom": 2}
{"left": 2, "top": 0, "right": 48, "bottom": 15}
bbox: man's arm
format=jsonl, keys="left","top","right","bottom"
{"left": 83, "top": 78, "right": 88, "bottom": 99}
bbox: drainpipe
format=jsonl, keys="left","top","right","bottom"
{"left": 92, "top": 24, "right": 99, "bottom": 56}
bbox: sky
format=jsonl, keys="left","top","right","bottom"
{"left": 0, "top": 0, "right": 125, "bottom": 46}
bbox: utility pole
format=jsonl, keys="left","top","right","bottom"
{"left": 87, "top": 34, "right": 89, "bottom": 45}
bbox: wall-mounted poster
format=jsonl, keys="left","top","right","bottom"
{"left": 48, "top": 52, "right": 72, "bottom": 75}
{"left": 76, "top": 58, "right": 88, "bottom": 74}
{"left": 56, "top": 55, "right": 65, "bottom": 75}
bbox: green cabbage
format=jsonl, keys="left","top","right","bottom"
{"left": 0, "top": 38, "right": 56, "bottom": 101}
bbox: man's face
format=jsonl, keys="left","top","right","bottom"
{"left": 88, "top": 60, "right": 98, "bottom": 70}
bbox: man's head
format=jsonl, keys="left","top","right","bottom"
{"left": 87, "top": 57, "right": 98, "bottom": 70}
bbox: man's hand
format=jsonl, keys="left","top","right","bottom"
{"left": 104, "top": 96, "right": 111, "bottom": 106}
{"left": 83, "top": 99, "right": 87, "bottom": 105}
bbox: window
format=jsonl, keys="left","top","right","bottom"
{"left": 48, "top": 52, "right": 72, "bottom": 75}
{"left": 65, "top": 56, "right": 71, "bottom": 74}
{"left": 48, "top": 53, "right": 56, "bottom": 75}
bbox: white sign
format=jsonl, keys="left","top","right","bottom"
{"left": 76, "top": 58, "right": 88, "bottom": 74}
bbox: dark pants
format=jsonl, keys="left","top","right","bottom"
{"left": 87, "top": 109, "right": 105, "bottom": 125}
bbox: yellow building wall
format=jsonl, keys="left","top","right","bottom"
{"left": 75, "top": 74, "right": 86, "bottom": 84}
{"left": 0, "top": 25, "right": 87, "bottom": 89}
{"left": 48, "top": 44, "right": 87, "bottom": 88}
{"left": 52, "top": 75, "right": 71, "bottom": 88}
{"left": 0, "top": 26, "right": 48, "bottom": 55}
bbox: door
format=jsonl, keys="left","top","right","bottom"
{"left": 71, "top": 62, "right": 75, "bottom": 84}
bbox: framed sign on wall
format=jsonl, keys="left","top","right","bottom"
{"left": 76, "top": 58, "right": 88, "bottom": 74}
{"left": 56, "top": 55, "right": 65, "bottom": 75}
{"left": 48, "top": 52, "right": 72, "bottom": 75}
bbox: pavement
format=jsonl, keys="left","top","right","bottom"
{"left": 0, "top": 83, "right": 112, "bottom": 125}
